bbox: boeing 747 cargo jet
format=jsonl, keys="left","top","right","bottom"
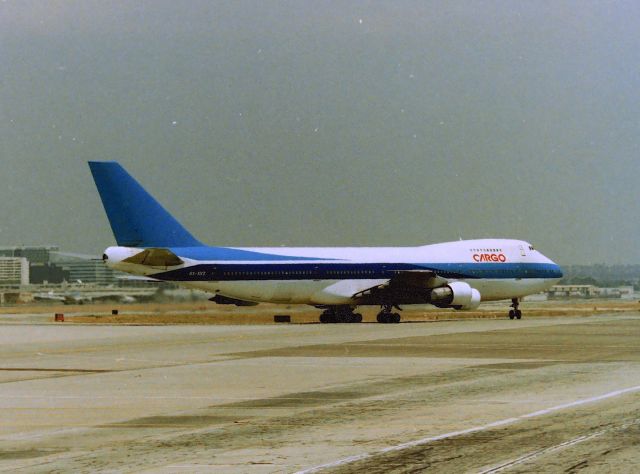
{"left": 89, "top": 161, "right": 562, "bottom": 323}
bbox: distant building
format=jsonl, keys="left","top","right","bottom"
{"left": 619, "top": 286, "right": 635, "bottom": 299}
{"left": 0, "top": 245, "right": 160, "bottom": 288}
{"left": 548, "top": 285, "right": 600, "bottom": 299}
{"left": 0, "top": 246, "right": 63, "bottom": 284}
{"left": 0, "top": 246, "right": 58, "bottom": 264}
{"left": 0, "top": 257, "right": 29, "bottom": 286}
{"left": 548, "top": 284, "right": 634, "bottom": 299}
{"left": 29, "top": 264, "right": 70, "bottom": 285}
{"left": 599, "top": 286, "right": 635, "bottom": 299}
{"left": 58, "top": 259, "right": 119, "bottom": 285}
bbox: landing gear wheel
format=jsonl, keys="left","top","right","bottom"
{"left": 320, "top": 312, "right": 333, "bottom": 323}
{"left": 509, "top": 298, "right": 522, "bottom": 320}
{"left": 376, "top": 312, "right": 400, "bottom": 324}
{"left": 377, "top": 304, "right": 402, "bottom": 324}
{"left": 319, "top": 307, "right": 363, "bottom": 324}
{"left": 343, "top": 313, "right": 357, "bottom": 323}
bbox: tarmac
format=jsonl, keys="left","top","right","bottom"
{"left": 1, "top": 309, "right": 640, "bottom": 472}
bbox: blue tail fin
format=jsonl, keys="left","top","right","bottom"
{"left": 88, "top": 161, "right": 202, "bottom": 248}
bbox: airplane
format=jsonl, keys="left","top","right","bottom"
{"left": 88, "top": 161, "right": 563, "bottom": 323}
{"left": 33, "top": 289, "right": 137, "bottom": 305}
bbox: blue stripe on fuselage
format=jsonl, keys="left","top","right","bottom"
{"left": 169, "top": 246, "right": 342, "bottom": 261}
{"left": 150, "top": 262, "right": 563, "bottom": 282}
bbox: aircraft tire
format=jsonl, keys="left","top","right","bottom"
{"left": 392, "top": 313, "right": 401, "bottom": 324}
{"left": 320, "top": 313, "right": 332, "bottom": 323}
{"left": 508, "top": 310, "right": 515, "bottom": 320}
{"left": 376, "top": 312, "right": 391, "bottom": 324}
{"left": 353, "top": 313, "right": 363, "bottom": 323}
{"left": 515, "top": 310, "right": 522, "bottom": 320}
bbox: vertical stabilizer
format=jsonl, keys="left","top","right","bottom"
{"left": 88, "top": 161, "right": 202, "bottom": 248}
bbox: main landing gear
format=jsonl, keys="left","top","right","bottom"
{"left": 376, "top": 304, "right": 401, "bottom": 324}
{"left": 319, "top": 306, "right": 363, "bottom": 324}
{"left": 318, "top": 304, "right": 402, "bottom": 324}
{"left": 509, "top": 298, "right": 522, "bottom": 320}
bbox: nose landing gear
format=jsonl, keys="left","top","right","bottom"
{"left": 509, "top": 298, "right": 522, "bottom": 319}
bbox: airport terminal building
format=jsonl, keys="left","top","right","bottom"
{"left": 0, "top": 245, "right": 121, "bottom": 286}
{"left": 0, "top": 245, "right": 168, "bottom": 294}
{"left": 0, "top": 257, "right": 29, "bottom": 286}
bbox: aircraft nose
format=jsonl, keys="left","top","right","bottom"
{"left": 546, "top": 258, "right": 563, "bottom": 279}
{"left": 551, "top": 263, "right": 563, "bottom": 279}
{"left": 540, "top": 252, "right": 563, "bottom": 279}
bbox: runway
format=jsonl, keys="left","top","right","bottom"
{"left": 1, "top": 313, "right": 640, "bottom": 472}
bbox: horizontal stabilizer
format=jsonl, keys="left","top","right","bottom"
{"left": 116, "top": 275, "right": 161, "bottom": 282}
{"left": 123, "top": 248, "right": 184, "bottom": 267}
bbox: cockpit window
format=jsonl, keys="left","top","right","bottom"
{"left": 528, "top": 245, "right": 535, "bottom": 251}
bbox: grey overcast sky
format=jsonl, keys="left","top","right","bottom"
{"left": 1, "top": 1, "right": 639, "bottom": 264}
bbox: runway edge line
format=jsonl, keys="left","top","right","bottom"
{"left": 294, "top": 384, "right": 640, "bottom": 474}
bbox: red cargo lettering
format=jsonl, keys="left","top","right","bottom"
{"left": 473, "top": 253, "right": 507, "bottom": 262}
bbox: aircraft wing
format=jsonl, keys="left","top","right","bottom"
{"left": 352, "top": 270, "right": 448, "bottom": 304}
{"left": 387, "top": 270, "right": 448, "bottom": 288}
{"left": 33, "top": 293, "right": 67, "bottom": 302}
{"left": 209, "top": 295, "right": 259, "bottom": 306}
{"left": 33, "top": 292, "right": 90, "bottom": 304}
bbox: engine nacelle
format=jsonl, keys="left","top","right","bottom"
{"left": 430, "top": 281, "right": 481, "bottom": 310}
{"left": 454, "top": 287, "right": 481, "bottom": 310}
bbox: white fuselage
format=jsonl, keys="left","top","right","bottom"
{"left": 105, "top": 238, "right": 562, "bottom": 307}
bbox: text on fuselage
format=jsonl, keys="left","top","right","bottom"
{"left": 472, "top": 253, "right": 507, "bottom": 262}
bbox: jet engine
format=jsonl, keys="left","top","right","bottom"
{"left": 430, "top": 281, "right": 481, "bottom": 310}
